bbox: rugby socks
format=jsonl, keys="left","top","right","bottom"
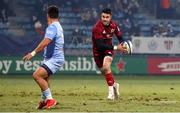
{"left": 42, "top": 88, "right": 53, "bottom": 100}
{"left": 108, "top": 86, "right": 114, "bottom": 94}
{"left": 105, "top": 72, "right": 115, "bottom": 86}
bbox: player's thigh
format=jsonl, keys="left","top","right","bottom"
{"left": 33, "top": 67, "right": 48, "bottom": 79}
{"left": 103, "top": 50, "right": 113, "bottom": 67}
{"left": 103, "top": 56, "right": 113, "bottom": 69}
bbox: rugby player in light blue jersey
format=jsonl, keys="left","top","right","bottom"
{"left": 23, "top": 5, "right": 64, "bottom": 109}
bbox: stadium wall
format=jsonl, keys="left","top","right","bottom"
{"left": 0, "top": 56, "right": 179, "bottom": 75}
{"left": 132, "top": 37, "right": 180, "bottom": 54}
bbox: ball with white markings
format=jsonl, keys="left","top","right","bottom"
{"left": 122, "top": 40, "right": 133, "bottom": 54}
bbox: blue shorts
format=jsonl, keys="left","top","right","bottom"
{"left": 41, "top": 58, "right": 64, "bottom": 75}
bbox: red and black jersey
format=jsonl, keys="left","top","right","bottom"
{"left": 92, "top": 20, "right": 123, "bottom": 54}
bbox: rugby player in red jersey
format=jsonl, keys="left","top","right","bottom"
{"left": 92, "top": 8, "right": 127, "bottom": 100}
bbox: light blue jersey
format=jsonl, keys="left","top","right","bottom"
{"left": 42, "top": 21, "right": 64, "bottom": 74}
{"left": 44, "top": 21, "right": 64, "bottom": 59}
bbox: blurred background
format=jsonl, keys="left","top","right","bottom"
{"left": 0, "top": 0, "right": 180, "bottom": 75}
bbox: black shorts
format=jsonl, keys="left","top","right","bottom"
{"left": 41, "top": 64, "right": 53, "bottom": 76}
{"left": 93, "top": 50, "right": 113, "bottom": 68}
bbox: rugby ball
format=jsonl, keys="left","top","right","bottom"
{"left": 122, "top": 40, "right": 133, "bottom": 54}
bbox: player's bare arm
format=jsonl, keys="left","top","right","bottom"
{"left": 23, "top": 38, "right": 52, "bottom": 61}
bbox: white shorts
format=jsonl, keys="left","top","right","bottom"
{"left": 42, "top": 58, "right": 64, "bottom": 75}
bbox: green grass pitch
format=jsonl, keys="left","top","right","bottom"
{"left": 0, "top": 75, "right": 180, "bottom": 112}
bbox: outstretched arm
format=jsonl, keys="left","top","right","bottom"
{"left": 23, "top": 38, "right": 51, "bottom": 61}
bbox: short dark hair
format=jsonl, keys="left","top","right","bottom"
{"left": 47, "top": 5, "right": 59, "bottom": 18}
{"left": 101, "top": 8, "right": 112, "bottom": 15}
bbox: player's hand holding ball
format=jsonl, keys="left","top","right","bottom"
{"left": 115, "top": 40, "right": 133, "bottom": 54}
{"left": 121, "top": 40, "right": 133, "bottom": 54}
{"left": 117, "top": 43, "right": 128, "bottom": 54}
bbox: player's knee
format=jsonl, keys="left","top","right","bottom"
{"left": 102, "top": 65, "right": 111, "bottom": 74}
{"left": 32, "top": 72, "right": 37, "bottom": 80}
{"left": 32, "top": 72, "right": 40, "bottom": 80}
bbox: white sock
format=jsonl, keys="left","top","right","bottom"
{"left": 108, "top": 86, "right": 114, "bottom": 95}
{"left": 42, "top": 88, "right": 53, "bottom": 100}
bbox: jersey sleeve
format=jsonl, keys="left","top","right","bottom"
{"left": 45, "top": 25, "right": 57, "bottom": 40}
{"left": 114, "top": 24, "right": 123, "bottom": 43}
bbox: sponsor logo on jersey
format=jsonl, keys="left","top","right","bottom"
{"left": 102, "top": 30, "right": 106, "bottom": 34}
{"left": 111, "top": 29, "right": 115, "bottom": 33}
